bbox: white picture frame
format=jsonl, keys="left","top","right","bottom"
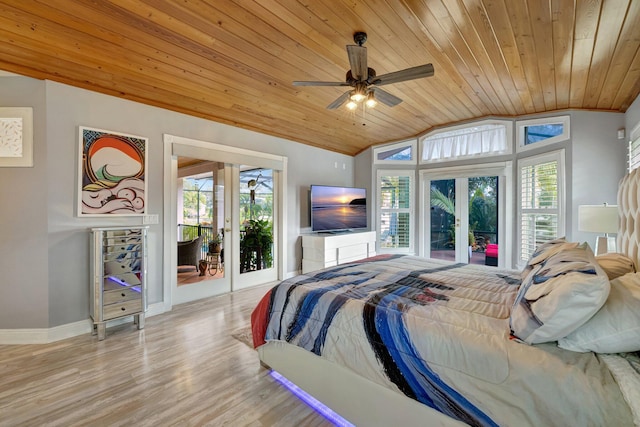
{"left": 0, "top": 107, "right": 33, "bottom": 167}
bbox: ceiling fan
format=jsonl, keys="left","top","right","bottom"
{"left": 293, "top": 32, "right": 434, "bottom": 110}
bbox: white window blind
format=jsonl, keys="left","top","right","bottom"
{"left": 518, "top": 150, "right": 565, "bottom": 264}
{"left": 629, "top": 135, "right": 640, "bottom": 172}
{"left": 378, "top": 172, "right": 413, "bottom": 252}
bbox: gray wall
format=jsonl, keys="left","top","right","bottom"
{"left": 570, "top": 111, "right": 627, "bottom": 244}
{"left": 0, "top": 77, "right": 49, "bottom": 328}
{"left": 354, "top": 147, "right": 373, "bottom": 232}
{"left": 626, "top": 94, "right": 640, "bottom": 140}
{"left": 1, "top": 76, "right": 354, "bottom": 329}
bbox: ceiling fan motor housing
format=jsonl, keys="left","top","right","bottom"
{"left": 346, "top": 67, "right": 376, "bottom": 85}
{"left": 353, "top": 31, "right": 367, "bottom": 46}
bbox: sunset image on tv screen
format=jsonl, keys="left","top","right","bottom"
{"left": 311, "top": 186, "right": 366, "bottom": 231}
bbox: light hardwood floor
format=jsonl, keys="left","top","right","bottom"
{"left": 0, "top": 285, "right": 333, "bottom": 426}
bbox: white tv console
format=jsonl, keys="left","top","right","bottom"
{"left": 301, "top": 231, "right": 376, "bottom": 274}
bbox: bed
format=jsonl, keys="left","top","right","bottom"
{"left": 251, "top": 169, "right": 640, "bottom": 427}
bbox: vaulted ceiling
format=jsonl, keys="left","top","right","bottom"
{"left": 0, "top": 1, "right": 638, "bottom": 156}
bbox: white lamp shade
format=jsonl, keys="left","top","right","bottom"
{"left": 578, "top": 204, "right": 619, "bottom": 234}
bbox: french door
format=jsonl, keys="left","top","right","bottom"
{"left": 164, "top": 135, "right": 286, "bottom": 307}
{"left": 236, "top": 165, "right": 278, "bottom": 289}
{"left": 420, "top": 164, "right": 512, "bottom": 268}
{"left": 175, "top": 161, "right": 233, "bottom": 302}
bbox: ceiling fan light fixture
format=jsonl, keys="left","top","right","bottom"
{"left": 346, "top": 100, "right": 358, "bottom": 110}
{"left": 350, "top": 82, "right": 367, "bottom": 102}
{"left": 350, "top": 91, "right": 365, "bottom": 102}
{"left": 365, "top": 91, "right": 377, "bottom": 108}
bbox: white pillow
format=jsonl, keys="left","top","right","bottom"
{"left": 596, "top": 253, "right": 636, "bottom": 280}
{"left": 510, "top": 244, "right": 610, "bottom": 344}
{"left": 558, "top": 272, "right": 640, "bottom": 353}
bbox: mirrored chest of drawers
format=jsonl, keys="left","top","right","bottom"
{"left": 90, "top": 226, "right": 148, "bottom": 340}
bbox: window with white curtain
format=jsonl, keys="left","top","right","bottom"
{"left": 420, "top": 120, "right": 512, "bottom": 163}
{"left": 377, "top": 170, "right": 414, "bottom": 253}
{"left": 517, "top": 150, "right": 565, "bottom": 266}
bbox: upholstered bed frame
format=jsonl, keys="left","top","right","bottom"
{"left": 258, "top": 167, "right": 640, "bottom": 427}
{"left": 617, "top": 167, "right": 640, "bottom": 267}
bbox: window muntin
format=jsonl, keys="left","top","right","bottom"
{"left": 517, "top": 150, "right": 565, "bottom": 266}
{"left": 420, "top": 120, "right": 512, "bottom": 163}
{"left": 517, "top": 116, "right": 570, "bottom": 152}
{"left": 377, "top": 170, "right": 414, "bottom": 252}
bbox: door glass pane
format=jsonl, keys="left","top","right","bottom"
{"left": 177, "top": 161, "right": 225, "bottom": 284}
{"left": 240, "top": 168, "right": 273, "bottom": 274}
{"left": 469, "top": 176, "right": 498, "bottom": 267}
{"left": 430, "top": 179, "right": 455, "bottom": 261}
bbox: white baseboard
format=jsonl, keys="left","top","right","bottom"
{"left": 284, "top": 270, "right": 301, "bottom": 280}
{"left": 0, "top": 302, "right": 166, "bottom": 345}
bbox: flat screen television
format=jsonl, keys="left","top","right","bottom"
{"left": 310, "top": 185, "right": 367, "bottom": 232}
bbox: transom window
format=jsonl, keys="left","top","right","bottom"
{"left": 420, "top": 120, "right": 512, "bottom": 163}
{"left": 517, "top": 116, "right": 570, "bottom": 152}
{"left": 524, "top": 124, "right": 564, "bottom": 145}
{"left": 373, "top": 139, "right": 417, "bottom": 164}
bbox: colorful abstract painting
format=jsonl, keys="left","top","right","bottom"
{"left": 78, "top": 126, "right": 148, "bottom": 216}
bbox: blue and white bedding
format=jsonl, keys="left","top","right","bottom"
{"left": 252, "top": 254, "right": 633, "bottom": 426}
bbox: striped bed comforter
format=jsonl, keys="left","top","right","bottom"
{"left": 251, "top": 255, "right": 633, "bottom": 427}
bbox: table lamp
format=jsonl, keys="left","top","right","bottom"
{"left": 578, "top": 203, "right": 618, "bottom": 255}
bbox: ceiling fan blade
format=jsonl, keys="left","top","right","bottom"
{"left": 293, "top": 81, "right": 350, "bottom": 86}
{"left": 372, "top": 88, "right": 403, "bottom": 107}
{"left": 372, "top": 63, "right": 434, "bottom": 86}
{"left": 346, "top": 45, "right": 368, "bottom": 81}
{"left": 326, "top": 91, "right": 351, "bottom": 110}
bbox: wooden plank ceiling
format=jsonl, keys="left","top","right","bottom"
{"left": 0, "top": 0, "right": 638, "bottom": 156}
